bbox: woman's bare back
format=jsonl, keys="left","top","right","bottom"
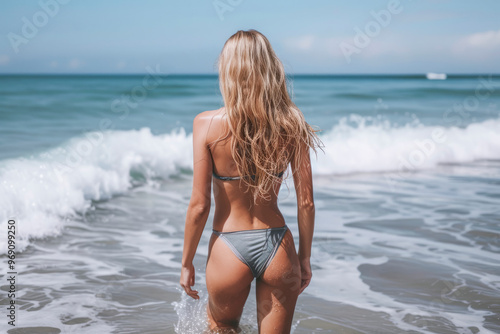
{"left": 203, "top": 107, "right": 287, "bottom": 232}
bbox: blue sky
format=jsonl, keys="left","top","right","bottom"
{"left": 0, "top": 0, "right": 499, "bottom": 74}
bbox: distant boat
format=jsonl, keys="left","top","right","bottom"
{"left": 426, "top": 73, "right": 447, "bottom": 80}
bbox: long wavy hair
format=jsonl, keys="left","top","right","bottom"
{"left": 213, "top": 29, "right": 323, "bottom": 203}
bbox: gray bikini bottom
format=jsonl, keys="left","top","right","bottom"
{"left": 212, "top": 225, "right": 288, "bottom": 278}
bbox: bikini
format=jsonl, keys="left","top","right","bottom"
{"left": 212, "top": 169, "right": 288, "bottom": 278}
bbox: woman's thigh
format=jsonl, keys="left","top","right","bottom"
{"left": 205, "top": 233, "right": 254, "bottom": 329}
{"left": 256, "top": 230, "right": 301, "bottom": 333}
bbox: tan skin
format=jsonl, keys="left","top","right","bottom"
{"left": 180, "top": 107, "right": 315, "bottom": 332}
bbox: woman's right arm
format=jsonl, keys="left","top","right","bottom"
{"left": 180, "top": 113, "right": 213, "bottom": 299}
{"left": 291, "top": 139, "right": 315, "bottom": 294}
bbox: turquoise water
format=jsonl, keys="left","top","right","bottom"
{"left": 1, "top": 74, "right": 498, "bottom": 160}
{"left": 1, "top": 74, "right": 499, "bottom": 333}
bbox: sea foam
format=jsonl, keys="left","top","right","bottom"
{"left": 0, "top": 127, "right": 192, "bottom": 253}
{"left": 314, "top": 114, "right": 500, "bottom": 175}
{"left": 1, "top": 116, "right": 500, "bottom": 253}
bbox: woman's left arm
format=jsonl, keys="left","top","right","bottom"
{"left": 180, "top": 113, "right": 213, "bottom": 300}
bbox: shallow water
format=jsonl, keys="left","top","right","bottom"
{"left": 1, "top": 75, "right": 500, "bottom": 333}
{"left": 2, "top": 161, "right": 500, "bottom": 333}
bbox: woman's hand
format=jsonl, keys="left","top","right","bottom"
{"left": 180, "top": 263, "right": 199, "bottom": 299}
{"left": 299, "top": 257, "right": 312, "bottom": 294}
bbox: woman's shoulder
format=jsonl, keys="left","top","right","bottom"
{"left": 193, "top": 108, "right": 227, "bottom": 140}
{"left": 194, "top": 107, "right": 225, "bottom": 122}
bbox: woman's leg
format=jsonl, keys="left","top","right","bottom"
{"left": 205, "top": 233, "right": 254, "bottom": 330}
{"left": 256, "top": 230, "right": 301, "bottom": 333}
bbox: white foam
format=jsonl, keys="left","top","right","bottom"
{"left": 2, "top": 116, "right": 500, "bottom": 254}
{"left": 0, "top": 127, "right": 192, "bottom": 254}
{"left": 14, "top": 290, "right": 117, "bottom": 333}
{"left": 313, "top": 114, "right": 500, "bottom": 175}
{"left": 173, "top": 287, "right": 262, "bottom": 333}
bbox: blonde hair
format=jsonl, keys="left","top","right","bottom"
{"left": 214, "top": 29, "right": 322, "bottom": 204}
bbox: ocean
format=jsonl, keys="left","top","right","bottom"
{"left": 0, "top": 74, "right": 499, "bottom": 333}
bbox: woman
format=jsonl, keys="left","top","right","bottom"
{"left": 180, "top": 29, "right": 321, "bottom": 333}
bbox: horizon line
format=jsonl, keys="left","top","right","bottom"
{"left": 1, "top": 73, "right": 499, "bottom": 77}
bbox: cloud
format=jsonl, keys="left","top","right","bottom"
{"left": 116, "top": 61, "right": 127, "bottom": 69}
{"left": 68, "top": 58, "right": 83, "bottom": 69}
{"left": 284, "top": 35, "right": 316, "bottom": 51}
{"left": 284, "top": 32, "right": 418, "bottom": 63}
{"left": 0, "top": 55, "right": 10, "bottom": 65}
{"left": 295, "top": 35, "right": 315, "bottom": 51}
{"left": 459, "top": 29, "right": 500, "bottom": 48}
{"left": 453, "top": 29, "right": 500, "bottom": 61}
